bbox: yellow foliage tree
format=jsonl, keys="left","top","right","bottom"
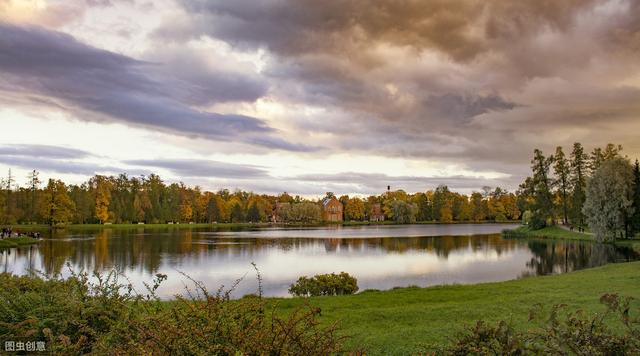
{"left": 40, "top": 179, "right": 76, "bottom": 226}
{"left": 90, "top": 175, "right": 112, "bottom": 224}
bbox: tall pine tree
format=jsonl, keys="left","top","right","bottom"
{"left": 569, "top": 143, "right": 588, "bottom": 227}
{"left": 632, "top": 159, "right": 640, "bottom": 237}
{"left": 530, "top": 149, "right": 554, "bottom": 228}
{"left": 553, "top": 146, "right": 571, "bottom": 224}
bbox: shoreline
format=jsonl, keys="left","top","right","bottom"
{"left": 2, "top": 220, "right": 521, "bottom": 231}
{"left": 271, "top": 261, "right": 640, "bottom": 354}
{"left": 0, "top": 237, "right": 40, "bottom": 249}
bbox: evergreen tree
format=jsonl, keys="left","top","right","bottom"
{"left": 230, "top": 202, "right": 245, "bottom": 223}
{"left": 632, "top": 160, "right": 640, "bottom": 237}
{"left": 27, "top": 170, "right": 40, "bottom": 222}
{"left": 247, "top": 202, "right": 261, "bottom": 222}
{"left": 553, "top": 146, "right": 571, "bottom": 224}
{"left": 569, "top": 143, "right": 588, "bottom": 227}
{"left": 206, "top": 196, "right": 221, "bottom": 223}
{"left": 530, "top": 149, "right": 554, "bottom": 228}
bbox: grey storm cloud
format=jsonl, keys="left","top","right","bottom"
{"left": 0, "top": 156, "right": 147, "bottom": 177}
{"left": 125, "top": 159, "right": 269, "bottom": 179}
{"left": 291, "top": 172, "right": 520, "bottom": 193}
{"left": 425, "top": 93, "right": 519, "bottom": 121}
{"left": 0, "top": 22, "right": 314, "bottom": 152}
{"left": 160, "top": 0, "right": 640, "bottom": 173}
{"left": 0, "top": 144, "right": 91, "bottom": 159}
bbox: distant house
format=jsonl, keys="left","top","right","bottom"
{"left": 322, "top": 196, "right": 343, "bottom": 222}
{"left": 370, "top": 203, "right": 385, "bottom": 222}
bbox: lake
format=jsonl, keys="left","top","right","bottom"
{"left": 1, "top": 223, "right": 638, "bottom": 298}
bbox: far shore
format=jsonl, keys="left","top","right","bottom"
{"left": 2, "top": 220, "right": 521, "bottom": 231}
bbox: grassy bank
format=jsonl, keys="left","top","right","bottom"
{"left": 1, "top": 261, "right": 638, "bottom": 354}
{"left": 0, "top": 237, "right": 39, "bottom": 249}
{"left": 502, "top": 225, "right": 594, "bottom": 242}
{"left": 271, "top": 261, "right": 640, "bottom": 354}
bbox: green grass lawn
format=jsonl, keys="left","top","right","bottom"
{"left": 0, "top": 237, "right": 40, "bottom": 249}
{"left": 503, "top": 225, "right": 595, "bottom": 242}
{"left": 269, "top": 261, "right": 640, "bottom": 355}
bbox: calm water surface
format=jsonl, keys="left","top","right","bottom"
{"left": 1, "top": 224, "right": 637, "bottom": 298}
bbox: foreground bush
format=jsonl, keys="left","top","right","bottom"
{"left": 444, "top": 293, "right": 640, "bottom": 355}
{"left": 289, "top": 272, "right": 359, "bottom": 297}
{"left": 0, "top": 266, "right": 347, "bottom": 355}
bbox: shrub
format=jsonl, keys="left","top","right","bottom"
{"left": 0, "top": 265, "right": 348, "bottom": 355}
{"left": 529, "top": 215, "right": 547, "bottom": 230}
{"left": 289, "top": 272, "right": 359, "bottom": 297}
{"left": 443, "top": 293, "right": 640, "bottom": 355}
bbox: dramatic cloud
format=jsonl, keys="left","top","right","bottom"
{"left": 2, "top": 0, "right": 640, "bottom": 193}
{"left": 125, "top": 159, "right": 269, "bottom": 179}
{"left": 0, "top": 144, "right": 91, "bottom": 159}
{"left": 161, "top": 0, "right": 640, "bottom": 168}
{"left": 0, "top": 22, "right": 312, "bottom": 152}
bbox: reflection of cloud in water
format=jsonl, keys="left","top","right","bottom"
{"left": 1, "top": 224, "right": 638, "bottom": 298}
{"left": 204, "top": 223, "right": 517, "bottom": 239}
{"left": 191, "top": 241, "right": 250, "bottom": 246}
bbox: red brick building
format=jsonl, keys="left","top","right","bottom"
{"left": 322, "top": 196, "right": 343, "bottom": 222}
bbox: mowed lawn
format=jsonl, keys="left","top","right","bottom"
{"left": 270, "top": 262, "right": 640, "bottom": 355}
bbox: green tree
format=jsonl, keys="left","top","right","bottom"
{"left": 631, "top": 160, "right": 640, "bottom": 237}
{"left": 390, "top": 200, "right": 418, "bottom": 224}
{"left": 247, "top": 202, "right": 261, "bottom": 222}
{"left": 583, "top": 157, "right": 635, "bottom": 242}
{"left": 553, "top": 146, "right": 571, "bottom": 224}
{"left": 569, "top": 143, "right": 588, "bottom": 227}
{"left": 40, "top": 179, "right": 76, "bottom": 226}
{"left": 284, "top": 202, "right": 321, "bottom": 223}
{"left": 470, "top": 192, "right": 487, "bottom": 221}
{"left": 26, "top": 169, "right": 40, "bottom": 223}
{"left": 206, "top": 195, "right": 221, "bottom": 223}
{"left": 230, "top": 202, "right": 245, "bottom": 223}
{"left": 530, "top": 149, "right": 554, "bottom": 228}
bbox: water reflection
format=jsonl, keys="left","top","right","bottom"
{"left": 1, "top": 225, "right": 637, "bottom": 298}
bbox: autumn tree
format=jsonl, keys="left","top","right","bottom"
{"left": 40, "top": 179, "right": 76, "bottom": 226}
{"left": 91, "top": 175, "right": 112, "bottom": 224}
{"left": 433, "top": 185, "right": 453, "bottom": 223}
{"left": 344, "top": 197, "right": 365, "bottom": 221}
{"left": 583, "top": 157, "right": 635, "bottom": 242}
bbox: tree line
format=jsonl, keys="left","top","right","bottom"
{"left": 0, "top": 171, "right": 522, "bottom": 226}
{"left": 518, "top": 143, "right": 640, "bottom": 242}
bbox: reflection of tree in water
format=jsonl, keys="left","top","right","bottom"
{"left": 1, "top": 245, "right": 39, "bottom": 276}
{"left": 32, "top": 231, "right": 525, "bottom": 275}
{"left": 29, "top": 228, "right": 639, "bottom": 278}
{"left": 523, "top": 240, "right": 640, "bottom": 277}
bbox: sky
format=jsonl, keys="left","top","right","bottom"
{"left": 1, "top": 0, "right": 639, "bottom": 197}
